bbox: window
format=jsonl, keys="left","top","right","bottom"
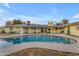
{"left": 55, "top": 27, "right": 58, "bottom": 30}
{"left": 48, "top": 28, "right": 51, "bottom": 30}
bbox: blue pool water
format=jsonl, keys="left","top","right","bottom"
{"left": 0, "top": 35, "right": 75, "bottom": 48}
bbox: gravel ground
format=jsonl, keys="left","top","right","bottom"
{"left": 7, "top": 48, "right": 79, "bottom": 56}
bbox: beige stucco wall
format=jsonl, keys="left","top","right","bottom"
{"left": 13, "top": 27, "right": 21, "bottom": 33}
{"left": 0, "top": 27, "right": 10, "bottom": 33}
{"left": 4, "top": 28, "right": 10, "bottom": 33}
{"left": 0, "top": 27, "right": 4, "bottom": 33}
{"left": 3, "top": 27, "right": 21, "bottom": 33}
{"left": 64, "top": 25, "right": 79, "bottom": 36}
{"left": 70, "top": 25, "right": 79, "bottom": 36}
{"left": 2, "top": 26, "right": 79, "bottom": 36}
{"left": 28, "top": 28, "right": 41, "bottom": 34}
{"left": 52, "top": 28, "right": 64, "bottom": 34}
{"left": 28, "top": 28, "right": 36, "bottom": 34}
{"left": 2, "top": 27, "right": 42, "bottom": 34}
{"left": 52, "top": 28, "right": 58, "bottom": 33}
{"left": 64, "top": 27, "right": 68, "bottom": 34}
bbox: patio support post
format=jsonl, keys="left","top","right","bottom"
{"left": 37, "top": 27, "right": 39, "bottom": 34}
{"left": 36, "top": 27, "right": 39, "bottom": 40}
{"left": 36, "top": 27, "right": 38, "bottom": 34}
{"left": 28, "top": 27, "right": 30, "bottom": 34}
{"left": 20, "top": 27, "right": 23, "bottom": 41}
{"left": 57, "top": 26, "right": 59, "bottom": 34}
{"left": 21, "top": 27, "right": 23, "bottom": 35}
{"left": 43, "top": 27, "right": 45, "bottom": 40}
{"left": 51, "top": 27, "right": 52, "bottom": 34}
{"left": 44, "top": 27, "right": 45, "bottom": 35}
{"left": 58, "top": 27, "right": 59, "bottom": 40}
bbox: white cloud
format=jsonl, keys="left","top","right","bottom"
{"left": 4, "top": 3, "right": 10, "bottom": 8}
{"left": 0, "top": 7, "right": 12, "bottom": 26}
{"left": 16, "top": 15, "right": 50, "bottom": 24}
{"left": 73, "top": 13, "right": 79, "bottom": 19}
{"left": 0, "top": 7, "right": 61, "bottom": 27}
{"left": 12, "top": 15, "right": 37, "bottom": 24}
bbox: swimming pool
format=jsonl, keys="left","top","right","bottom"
{"left": 0, "top": 35, "right": 76, "bottom": 48}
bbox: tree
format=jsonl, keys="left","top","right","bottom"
{"left": 62, "top": 19, "right": 70, "bottom": 35}
{"left": 12, "top": 19, "right": 18, "bottom": 25}
{"left": 6, "top": 19, "right": 23, "bottom": 25}
{"left": 23, "top": 22, "right": 26, "bottom": 24}
{"left": 6, "top": 19, "right": 29, "bottom": 25}
{"left": 62, "top": 19, "right": 69, "bottom": 24}
{"left": 6, "top": 21, "right": 12, "bottom": 25}
{"left": 17, "top": 19, "right": 22, "bottom": 24}
{"left": 11, "top": 19, "right": 23, "bottom": 25}
{"left": 27, "top": 21, "right": 31, "bottom": 25}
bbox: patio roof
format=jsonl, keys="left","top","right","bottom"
{"left": 69, "top": 22, "right": 79, "bottom": 26}
{"left": 5, "top": 24, "right": 49, "bottom": 28}
{"left": 4, "top": 23, "right": 66, "bottom": 28}
{"left": 55, "top": 23, "right": 66, "bottom": 28}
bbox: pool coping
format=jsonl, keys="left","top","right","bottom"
{"left": 0, "top": 34, "right": 79, "bottom": 56}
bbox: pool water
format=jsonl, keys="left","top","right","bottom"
{"left": 0, "top": 35, "right": 75, "bottom": 48}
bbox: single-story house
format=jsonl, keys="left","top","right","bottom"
{"left": 0, "top": 22, "right": 65, "bottom": 34}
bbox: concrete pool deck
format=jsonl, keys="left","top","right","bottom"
{"left": 0, "top": 34, "right": 79, "bottom": 56}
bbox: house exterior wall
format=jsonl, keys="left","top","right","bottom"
{"left": 70, "top": 25, "right": 79, "bottom": 36}
{"left": 0, "top": 26, "right": 70, "bottom": 35}
{"left": 64, "top": 27, "right": 68, "bottom": 34}
{"left": 4, "top": 28, "right": 10, "bottom": 33}
{"left": 28, "top": 28, "right": 36, "bottom": 34}
{"left": 52, "top": 28, "right": 64, "bottom": 34}
{"left": 23, "top": 27, "right": 42, "bottom": 34}
{"left": 0, "top": 27, "right": 4, "bottom": 33}
{"left": 52, "top": 28, "right": 58, "bottom": 33}
{"left": 12, "top": 27, "right": 21, "bottom": 33}
{"left": 4, "top": 27, "right": 21, "bottom": 33}
{"left": 64, "top": 25, "right": 79, "bottom": 36}
{"left": 2, "top": 24, "right": 79, "bottom": 37}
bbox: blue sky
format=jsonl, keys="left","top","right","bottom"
{"left": 0, "top": 3, "right": 79, "bottom": 26}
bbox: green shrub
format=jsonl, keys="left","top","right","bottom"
{"left": 1, "top": 30, "right": 6, "bottom": 33}
{"left": 60, "top": 31, "right": 64, "bottom": 33}
{"left": 9, "top": 31, "right": 16, "bottom": 33}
